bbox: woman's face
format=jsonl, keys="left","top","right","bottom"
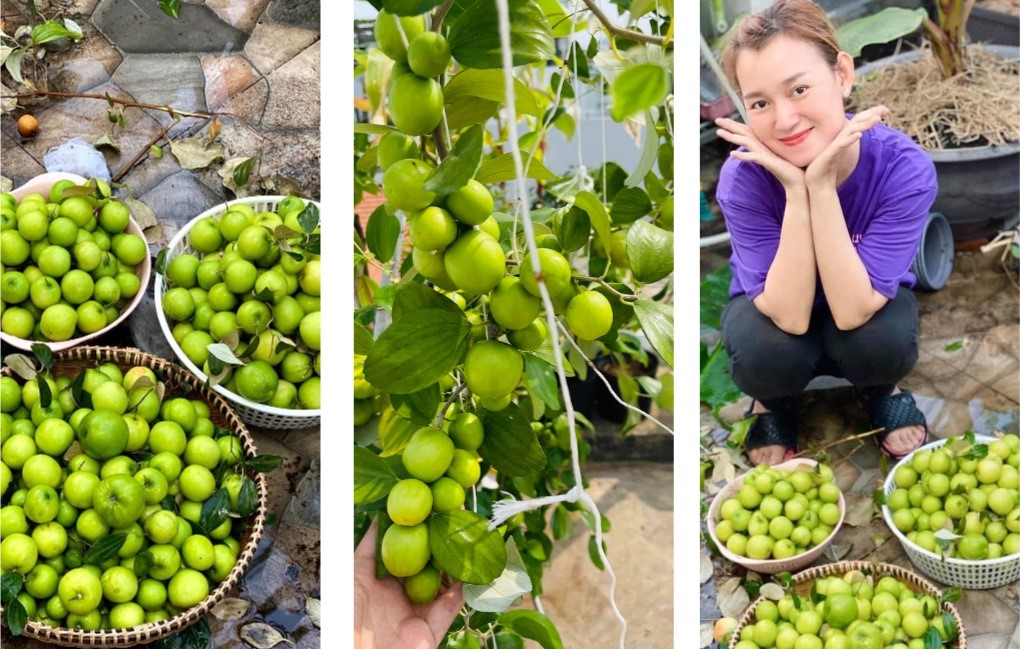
{"left": 735, "top": 35, "right": 853, "bottom": 168}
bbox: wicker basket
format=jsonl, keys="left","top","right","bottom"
{"left": 0, "top": 346, "right": 268, "bottom": 647}
{"left": 153, "top": 196, "right": 320, "bottom": 430}
{"left": 881, "top": 435, "right": 1020, "bottom": 589}
{"left": 707, "top": 458, "right": 846, "bottom": 574}
{"left": 728, "top": 561, "right": 968, "bottom": 649}
{"left": 1, "top": 173, "right": 153, "bottom": 353}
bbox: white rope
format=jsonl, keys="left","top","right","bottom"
{"left": 494, "top": 1, "right": 628, "bottom": 646}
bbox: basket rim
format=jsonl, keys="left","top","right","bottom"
{"left": 1, "top": 173, "right": 153, "bottom": 353}
{"left": 728, "top": 560, "right": 968, "bottom": 649}
{"left": 880, "top": 433, "right": 1020, "bottom": 568}
{"left": 152, "top": 196, "right": 321, "bottom": 421}
{"left": 1, "top": 345, "right": 269, "bottom": 646}
{"left": 706, "top": 458, "right": 847, "bottom": 571}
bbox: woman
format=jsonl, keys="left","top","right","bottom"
{"left": 714, "top": 0, "right": 937, "bottom": 466}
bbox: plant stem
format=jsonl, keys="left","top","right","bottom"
{"left": 581, "top": 0, "right": 668, "bottom": 47}
{"left": 432, "top": 0, "right": 454, "bottom": 32}
{"left": 112, "top": 122, "right": 174, "bottom": 183}
{"left": 12, "top": 90, "right": 229, "bottom": 120}
{"left": 572, "top": 274, "right": 640, "bottom": 302}
{"left": 435, "top": 383, "right": 468, "bottom": 428}
{"left": 790, "top": 427, "right": 884, "bottom": 459}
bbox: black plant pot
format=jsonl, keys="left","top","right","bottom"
{"left": 566, "top": 370, "right": 598, "bottom": 420}
{"left": 593, "top": 352, "right": 660, "bottom": 424}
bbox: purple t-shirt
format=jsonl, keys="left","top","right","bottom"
{"left": 716, "top": 121, "right": 938, "bottom": 305}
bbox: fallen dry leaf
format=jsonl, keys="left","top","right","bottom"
{"left": 759, "top": 583, "right": 785, "bottom": 601}
{"left": 717, "top": 582, "right": 751, "bottom": 619}
{"left": 240, "top": 622, "right": 293, "bottom": 648}
{"left": 123, "top": 197, "right": 157, "bottom": 230}
{"left": 825, "top": 543, "right": 853, "bottom": 562}
{"left": 306, "top": 597, "right": 320, "bottom": 628}
{"left": 700, "top": 622, "right": 714, "bottom": 648}
{"left": 843, "top": 493, "right": 876, "bottom": 527}
{"left": 170, "top": 136, "right": 225, "bottom": 170}
{"left": 210, "top": 597, "right": 250, "bottom": 621}
{"left": 701, "top": 554, "right": 713, "bottom": 584}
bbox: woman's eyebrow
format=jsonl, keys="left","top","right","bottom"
{"left": 741, "top": 71, "right": 809, "bottom": 101}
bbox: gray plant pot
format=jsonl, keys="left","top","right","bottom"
{"left": 856, "top": 45, "right": 1020, "bottom": 240}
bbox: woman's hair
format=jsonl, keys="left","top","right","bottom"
{"left": 720, "top": 0, "right": 842, "bottom": 91}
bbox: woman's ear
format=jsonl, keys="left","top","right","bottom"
{"left": 836, "top": 51, "right": 855, "bottom": 98}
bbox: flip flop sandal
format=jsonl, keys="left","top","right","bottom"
{"left": 859, "top": 389, "right": 930, "bottom": 461}
{"left": 743, "top": 399, "right": 799, "bottom": 465}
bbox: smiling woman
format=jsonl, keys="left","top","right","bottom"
{"left": 711, "top": 0, "right": 937, "bottom": 468}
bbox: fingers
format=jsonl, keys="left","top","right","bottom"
{"left": 354, "top": 520, "right": 378, "bottom": 575}
{"left": 424, "top": 581, "right": 464, "bottom": 640}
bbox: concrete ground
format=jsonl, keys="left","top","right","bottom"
{"left": 1, "top": 1, "right": 321, "bottom": 647}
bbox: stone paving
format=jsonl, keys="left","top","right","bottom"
{"left": 699, "top": 249, "right": 1020, "bottom": 649}
{"left": 1, "top": 1, "right": 321, "bottom": 647}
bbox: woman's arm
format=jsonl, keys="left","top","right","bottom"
{"left": 753, "top": 186, "right": 817, "bottom": 334}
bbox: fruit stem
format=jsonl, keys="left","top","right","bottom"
{"left": 112, "top": 121, "right": 177, "bottom": 183}
{"left": 10, "top": 90, "right": 231, "bottom": 120}
{"left": 432, "top": 0, "right": 454, "bottom": 32}
{"left": 581, "top": 0, "right": 669, "bottom": 47}
{"left": 572, "top": 275, "right": 640, "bottom": 303}
{"left": 790, "top": 427, "right": 884, "bottom": 458}
{"left": 435, "top": 383, "right": 469, "bottom": 428}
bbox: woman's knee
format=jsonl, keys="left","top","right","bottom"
{"left": 825, "top": 290, "right": 918, "bottom": 382}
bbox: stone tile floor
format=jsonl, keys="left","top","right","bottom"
{"left": 699, "top": 249, "right": 1020, "bottom": 649}
{"left": 1, "top": 1, "right": 321, "bottom": 647}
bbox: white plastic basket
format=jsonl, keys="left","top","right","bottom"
{"left": 154, "top": 196, "right": 321, "bottom": 430}
{"left": 881, "top": 435, "right": 1020, "bottom": 589}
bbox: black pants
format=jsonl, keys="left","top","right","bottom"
{"left": 721, "top": 287, "right": 919, "bottom": 412}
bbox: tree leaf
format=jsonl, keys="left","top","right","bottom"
{"left": 499, "top": 610, "right": 564, "bottom": 649}
{"left": 446, "top": 96, "right": 501, "bottom": 130}
{"left": 157, "top": 0, "right": 181, "bottom": 19}
{"left": 626, "top": 220, "right": 674, "bottom": 283}
{"left": 208, "top": 343, "right": 245, "bottom": 366}
{"left": 494, "top": 630, "right": 526, "bottom": 649}
{"left": 610, "top": 187, "right": 652, "bottom": 224}
{"left": 700, "top": 341, "right": 740, "bottom": 408}
{"left": 94, "top": 134, "right": 120, "bottom": 153}
{"left": 390, "top": 383, "right": 441, "bottom": 426}
{"left": 365, "top": 309, "right": 471, "bottom": 394}
{"left": 392, "top": 282, "right": 463, "bottom": 320}
{"left": 353, "top": 123, "right": 397, "bottom": 134}
{"left": 32, "top": 19, "right": 83, "bottom": 44}
{"left": 354, "top": 446, "right": 398, "bottom": 505}
{"left": 298, "top": 204, "right": 319, "bottom": 233}
{"left": 83, "top": 533, "right": 127, "bottom": 565}
{"left": 366, "top": 47, "right": 393, "bottom": 115}
{"left": 700, "top": 263, "right": 732, "bottom": 330}
{"left": 611, "top": 63, "right": 669, "bottom": 122}
{"left": 5, "top": 596, "right": 26, "bottom": 636}
{"left": 245, "top": 455, "right": 283, "bottom": 473}
{"left": 132, "top": 550, "right": 154, "bottom": 578}
{"left": 554, "top": 206, "right": 590, "bottom": 252}
{"left": 382, "top": 0, "right": 445, "bottom": 15}
{"left": 31, "top": 343, "right": 54, "bottom": 370}
{"left": 475, "top": 153, "right": 556, "bottom": 185}
{"left": 170, "top": 136, "right": 225, "bottom": 170}
{"left": 5, "top": 48, "right": 25, "bottom": 84}
{"left": 424, "top": 125, "right": 483, "bottom": 194}
{"left": 477, "top": 405, "right": 547, "bottom": 476}
{"left": 354, "top": 322, "right": 375, "bottom": 355}
{"left": 239, "top": 621, "right": 293, "bottom": 648}
{"left": 366, "top": 203, "right": 400, "bottom": 261}
{"left": 232, "top": 156, "right": 259, "bottom": 187}
{"left": 0, "top": 572, "right": 23, "bottom": 605}
{"left": 523, "top": 354, "right": 560, "bottom": 411}
{"left": 836, "top": 7, "right": 926, "bottom": 58}
{"left": 625, "top": 110, "right": 660, "bottom": 187}
{"left": 634, "top": 299, "right": 673, "bottom": 369}
{"left": 237, "top": 476, "right": 258, "bottom": 518}
{"left": 443, "top": 69, "right": 540, "bottom": 117}
{"left": 378, "top": 406, "right": 420, "bottom": 457}
{"left": 573, "top": 191, "right": 613, "bottom": 268}
{"left": 3, "top": 354, "right": 37, "bottom": 381}
{"left": 448, "top": 0, "right": 555, "bottom": 69}
{"left": 463, "top": 537, "right": 532, "bottom": 612}
{"left": 197, "top": 488, "right": 231, "bottom": 536}
{"left": 429, "top": 510, "right": 508, "bottom": 584}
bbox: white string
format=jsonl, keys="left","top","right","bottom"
{"left": 494, "top": 1, "right": 628, "bottom": 646}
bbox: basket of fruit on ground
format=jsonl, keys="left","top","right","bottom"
{"left": 0, "top": 345, "right": 269, "bottom": 646}
{"left": 727, "top": 561, "right": 967, "bottom": 649}
{"left": 153, "top": 196, "right": 321, "bottom": 430}
{"left": 1, "top": 173, "right": 152, "bottom": 352}
{"left": 881, "top": 433, "right": 1020, "bottom": 589}
{"left": 707, "top": 458, "right": 846, "bottom": 574}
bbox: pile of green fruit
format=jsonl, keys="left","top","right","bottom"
{"left": 885, "top": 434, "right": 1020, "bottom": 560}
{"left": 728, "top": 570, "right": 960, "bottom": 649}
{"left": 713, "top": 463, "right": 844, "bottom": 561}
{"left": 0, "top": 360, "right": 264, "bottom": 631}
{"left": 158, "top": 197, "right": 321, "bottom": 411}
{"left": 1, "top": 180, "right": 147, "bottom": 342}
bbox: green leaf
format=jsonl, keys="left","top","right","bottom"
{"left": 132, "top": 551, "right": 154, "bottom": 578}
{"left": 555, "top": 206, "right": 591, "bottom": 252}
{"left": 354, "top": 322, "right": 375, "bottom": 355}
{"left": 378, "top": 406, "right": 421, "bottom": 457}
{"left": 390, "top": 383, "right": 441, "bottom": 426}
{"left": 36, "top": 374, "right": 52, "bottom": 409}
{"left": 551, "top": 504, "right": 571, "bottom": 540}
{"left": 536, "top": 0, "right": 580, "bottom": 37}
{"left": 31, "top": 343, "right": 54, "bottom": 370}
{"left": 353, "top": 123, "right": 397, "bottom": 134}
{"left": 700, "top": 263, "right": 732, "bottom": 330}
{"left": 448, "top": 0, "right": 555, "bottom": 69}
{"left": 5, "top": 596, "right": 26, "bottom": 635}
{"left": 32, "top": 19, "right": 83, "bottom": 44}
{"left": 424, "top": 125, "right": 484, "bottom": 194}
{"left": 626, "top": 110, "right": 661, "bottom": 187}
{"left": 245, "top": 455, "right": 283, "bottom": 473}
{"left": 836, "top": 7, "right": 926, "bottom": 58}
{"left": 475, "top": 153, "right": 556, "bottom": 185}
{"left": 71, "top": 370, "right": 93, "bottom": 409}
{"left": 366, "top": 204, "right": 400, "bottom": 262}
{"left": 446, "top": 97, "right": 501, "bottom": 130}
{"left": 84, "top": 533, "right": 127, "bottom": 565}
{"left": 1, "top": 572, "right": 23, "bottom": 605}
{"left": 429, "top": 510, "right": 508, "bottom": 584}
{"left": 922, "top": 625, "right": 943, "bottom": 649}
{"left": 158, "top": 0, "right": 181, "bottom": 19}
{"left": 610, "top": 187, "right": 652, "bottom": 224}
{"left": 573, "top": 191, "right": 613, "bottom": 261}
{"left": 943, "top": 340, "right": 963, "bottom": 352}
{"left": 354, "top": 447, "right": 399, "bottom": 505}
{"left": 232, "top": 156, "right": 259, "bottom": 187}
{"left": 494, "top": 630, "right": 527, "bottom": 649}
{"left": 626, "top": 220, "right": 674, "bottom": 283}
{"left": 477, "top": 405, "right": 547, "bottom": 476}
{"left": 634, "top": 299, "right": 673, "bottom": 369}
{"left": 941, "top": 587, "right": 962, "bottom": 604}
{"left": 365, "top": 309, "right": 471, "bottom": 394}
{"left": 444, "top": 69, "right": 540, "bottom": 117}
{"left": 610, "top": 63, "right": 669, "bottom": 122}
{"left": 700, "top": 341, "right": 741, "bottom": 408}
{"left": 523, "top": 354, "right": 560, "bottom": 411}
{"left": 237, "top": 476, "right": 258, "bottom": 518}
{"left": 392, "top": 282, "right": 463, "bottom": 320}
{"left": 298, "top": 203, "right": 319, "bottom": 233}
{"left": 382, "top": 0, "right": 444, "bottom": 15}
{"left": 152, "top": 618, "right": 210, "bottom": 649}
{"left": 587, "top": 535, "right": 606, "bottom": 570}
{"left": 499, "top": 610, "right": 564, "bottom": 649}
{"left": 463, "top": 537, "right": 532, "bottom": 612}
{"left": 941, "top": 611, "right": 958, "bottom": 640}
{"left": 197, "top": 489, "right": 231, "bottom": 536}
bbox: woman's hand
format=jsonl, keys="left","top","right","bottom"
{"left": 715, "top": 117, "right": 805, "bottom": 190}
{"left": 354, "top": 521, "right": 465, "bottom": 649}
{"left": 805, "top": 106, "right": 889, "bottom": 187}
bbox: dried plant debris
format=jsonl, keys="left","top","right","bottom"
{"left": 240, "top": 621, "right": 294, "bottom": 648}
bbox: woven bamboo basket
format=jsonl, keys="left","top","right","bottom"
{"left": 0, "top": 346, "right": 268, "bottom": 647}
{"left": 153, "top": 196, "right": 320, "bottom": 430}
{"left": 728, "top": 561, "right": 968, "bottom": 649}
